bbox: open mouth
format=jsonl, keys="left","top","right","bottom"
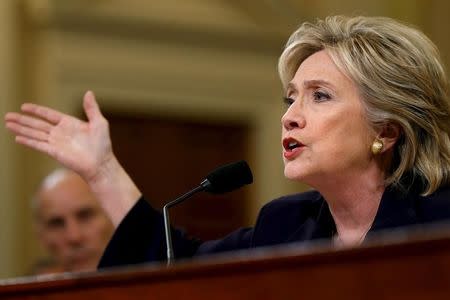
{"left": 283, "top": 138, "right": 303, "bottom": 151}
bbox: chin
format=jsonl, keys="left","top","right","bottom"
{"left": 73, "top": 263, "right": 96, "bottom": 272}
{"left": 283, "top": 164, "right": 306, "bottom": 181}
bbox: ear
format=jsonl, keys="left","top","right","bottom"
{"left": 378, "top": 123, "right": 401, "bottom": 152}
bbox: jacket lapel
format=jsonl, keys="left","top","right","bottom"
{"left": 285, "top": 198, "right": 336, "bottom": 243}
{"left": 285, "top": 187, "right": 420, "bottom": 244}
{"left": 368, "top": 186, "right": 419, "bottom": 235}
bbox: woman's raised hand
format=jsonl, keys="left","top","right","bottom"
{"left": 5, "top": 91, "right": 112, "bottom": 181}
{"left": 5, "top": 91, "right": 141, "bottom": 226}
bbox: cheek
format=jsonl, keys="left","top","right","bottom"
{"left": 85, "top": 217, "right": 112, "bottom": 241}
{"left": 312, "top": 115, "right": 370, "bottom": 158}
{"left": 321, "top": 123, "right": 371, "bottom": 162}
{"left": 44, "top": 234, "right": 68, "bottom": 254}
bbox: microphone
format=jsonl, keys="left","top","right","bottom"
{"left": 163, "top": 160, "right": 253, "bottom": 265}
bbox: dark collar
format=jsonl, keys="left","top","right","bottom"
{"left": 311, "top": 186, "right": 420, "bottom": 240}
{"left": 369, "top": 186, "right": 419, "bottom": 233}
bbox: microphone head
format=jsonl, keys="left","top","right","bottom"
{"left": 203, "top": 160, "right": 253, "bottom": 194}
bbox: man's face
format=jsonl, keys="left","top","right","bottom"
{"left": 36, "top": 173, "right": 114, "bottom": 272}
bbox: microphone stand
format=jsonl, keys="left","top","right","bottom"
{"left": 162, "top": 160, "right": 251, "bottom": 265}
{"left": 163, "top": 180, "right": 211, "bottom": 265}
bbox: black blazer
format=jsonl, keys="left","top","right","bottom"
{"left": 98, "top": 185, "right": 450, "bottom": 269}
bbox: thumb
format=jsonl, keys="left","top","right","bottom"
{"left": 83, "top": 90, "right": 104, "bottom": 122}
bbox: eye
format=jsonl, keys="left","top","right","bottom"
{"left": 77, "top": 207, "right": 96, "bottom": 222}
{"left": 46, "top": 217, "right": 65, "bottom": 230}
{"left": 283, "top": 96, "right": 294, "bottom": 107}
{"left": 312, "top": 90, "right": 331, "bottom": 102}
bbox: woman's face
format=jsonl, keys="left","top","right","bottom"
{"left": 282, "top": 50, "right": 374, "bottom": 187}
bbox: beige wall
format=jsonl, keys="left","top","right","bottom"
{"left": 0, "top": 0, "right": 449, "bottom": 278}
{"left": 0, "top": 0, "right": 22, "bottom": 279}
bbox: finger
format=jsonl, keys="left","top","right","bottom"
{"left": 21, "top": 103, "right": 63, "bottom": 125}
{"left": 4, "top": 112, "right": 53, "bottom": 133}
{"left": 83, "top": 91, "right": 104, "bottom": 123}
{"left": 6, "top": 122, "right": 49, "bottom": 142}
{"left": 4, "top": 112, "right": 24, "bottom": 122}
{"left": 15, "top": 136, "right": 55, "bottom": 158}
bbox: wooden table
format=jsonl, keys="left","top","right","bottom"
{"left": 1, "top": 227, "right": 450, "bottom": 299}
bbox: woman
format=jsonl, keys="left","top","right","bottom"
{"left": 5, "top": 16, "right": 450, "bottom": 268}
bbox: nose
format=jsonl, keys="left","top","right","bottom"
{"left": 282, "top": 102, "right": 305, "bottom": 131}
{"left": 65, "top": 220, "right": 83, "bottom": 246}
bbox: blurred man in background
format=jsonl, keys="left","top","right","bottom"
{"left": 32, "top": 169, "right": 114, "bottom": 273}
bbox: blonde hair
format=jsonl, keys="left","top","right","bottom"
{"left": 279, "top": 16, "right": 450, "bottom": 195}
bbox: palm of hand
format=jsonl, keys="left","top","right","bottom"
{"left": 5, "top": 91, "right": 113, "bottom": 180}
{"left": 48, "top": 115, "right": 112, "bottom": 179}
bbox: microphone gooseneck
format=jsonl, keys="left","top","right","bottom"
{"left": 163, "top": 160, "right": 253, "bottom": 265}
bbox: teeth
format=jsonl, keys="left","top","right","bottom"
{"left": 288, "top": 141, "right": 298, "bottom": 149}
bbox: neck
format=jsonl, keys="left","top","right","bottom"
{"left": 311, "top": 166, "right": 386, "bottom": 246}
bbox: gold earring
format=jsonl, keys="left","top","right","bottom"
{"left": 371, "top": 139, "right": 384, "bottom": 155}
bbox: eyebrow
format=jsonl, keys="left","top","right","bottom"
{"left": 286, "top": 82, "right": 296, "bottom": 92}
{"left": 287, "top": 79, "right": 336, "bottom": 92}
{"left": 304, "top": 79, "right": 336, "bottom": 90}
